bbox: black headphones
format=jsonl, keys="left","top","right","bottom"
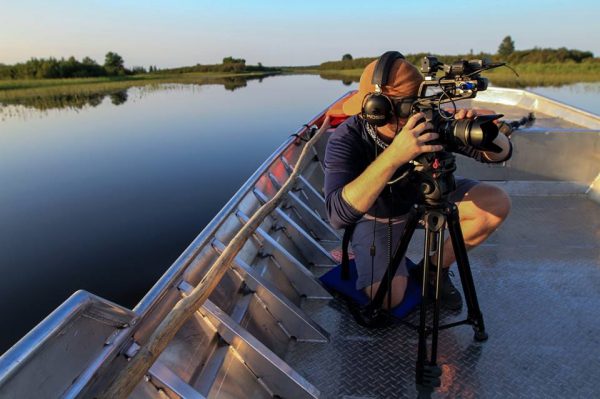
{"left": 361, "top": 51, "right": 415, "bottom": 127}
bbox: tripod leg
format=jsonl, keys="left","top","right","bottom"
{"left": 430, "top": 219, "right": 445, "bottom": 364}
{"left": 447, "top": 204, "right": 488, "bottom": 341}
{"left": 416, "top": 212, "right": 445, "bottom": 391}
{"left": 416, "top": 228, "right": 432, "bottom": 385}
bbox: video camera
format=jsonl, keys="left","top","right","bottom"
{"left": 412, "top": 56, "right": 505, "bottom": 153}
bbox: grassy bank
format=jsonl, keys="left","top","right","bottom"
{"left": 0, "top": 71, "right": 280, "bottom": 103}
{"left": 293, "top": 62, "right": 600, "bottom": 88}
{"left": 2, "top": 63, "right": 599, "bottom": 112}
{"left": 482, "top": 62, "right": 600, "bottom": 87}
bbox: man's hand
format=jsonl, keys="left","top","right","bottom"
{"left": 386, "top": 113, "right": 444, "bottom": 168}
{"left": 454, "top": 108, "right": 477, "bottom": 120}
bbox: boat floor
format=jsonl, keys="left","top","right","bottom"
{"left": 285, "top": 194, "right": 600, "bottom": 398}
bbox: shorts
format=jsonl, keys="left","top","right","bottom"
{"left": 353, "top": 176, "right": 479, "bottom": 290}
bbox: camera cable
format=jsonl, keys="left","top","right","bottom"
{"left": 437, "top": 76, "right": 457, "bottom": 120}
{"left": 366, "top": 119, "right": 404, "bottom": 310}
{"left": 369, "top": 138, "right": 379, "bottom": 302}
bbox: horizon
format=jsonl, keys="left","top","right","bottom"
{"left": 1, "top": 0, "right": 599, "bottom": 68}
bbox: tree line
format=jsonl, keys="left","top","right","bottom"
{"left": 0, "top": 52, "right": 134, "bottom": 80}
{"left": 159, "top": 57, "right": 279, "bottom": 74}
{"left": 320, "top": 38, "right": 597, "bottom": 70}
{"left": 0, "top": 53, "right": 279, "bottom": 80}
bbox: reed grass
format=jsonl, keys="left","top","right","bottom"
{"left": 0, "top": 71, "right": 278, "bottom": 102}
{"left": 483, "top": 63, "right": 600, "bottom": 87}
{"left": 297, "top": 63, "right": 600, "bottom": 88}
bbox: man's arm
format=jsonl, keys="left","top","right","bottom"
{"left": 342, "top": 113, "right": 442, "bottom": 213}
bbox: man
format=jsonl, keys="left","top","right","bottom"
{"left": 324, "top": 55, "right": 512, "bottom": 310}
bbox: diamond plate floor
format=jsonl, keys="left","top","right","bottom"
{"left": 285, "top": 195, "right": 600, "bottom": 398}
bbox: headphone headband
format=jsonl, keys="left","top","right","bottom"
{"left": 371, "top": 51, "right": 405, "bottom": 89}
{"left": 362, "top": 51, "right": 408, "bottom": 127}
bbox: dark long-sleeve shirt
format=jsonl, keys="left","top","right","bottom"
{"left": 324, "top": 115, "right": 511, "bottom": 229}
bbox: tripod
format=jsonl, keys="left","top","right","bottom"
{"left": 362, "top": 151, "right": 488, "bottom": 396}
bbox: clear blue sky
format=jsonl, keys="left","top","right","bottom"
{"left": 1, "top": 0, "right": 597, "bottom": 68}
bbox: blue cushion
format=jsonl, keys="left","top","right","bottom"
{"left": 320, "top": 258, "right": 421, "bottom": 319}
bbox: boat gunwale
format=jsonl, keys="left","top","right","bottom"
{"left": 475, "top": 86, "right": 600, "bottom": 129}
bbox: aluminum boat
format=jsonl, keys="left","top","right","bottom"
{"left": 1, "top": 87, "right": 599, "bottom": 398}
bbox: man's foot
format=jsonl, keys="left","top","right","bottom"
{"left": 411, "top": 260, "right": 463, "bottom": 310}
{"left": 430, "top": 268, "right": 463, "bottom": 311}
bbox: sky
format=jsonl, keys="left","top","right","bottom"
{"left": 0, "top": 0, "right": 598, "bottom": 68}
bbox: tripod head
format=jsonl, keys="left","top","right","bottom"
{"left": 411, "top": 150, "right": 458, "bottom": 208}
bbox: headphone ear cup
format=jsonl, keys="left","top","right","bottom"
{"left": 362, "top": 94, "right": 394, "bottom": 127}
{"left": 394, "top": 100, "right": 414, "bottom": 119}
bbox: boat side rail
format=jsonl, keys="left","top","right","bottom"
{"left": 460, "top": 87, "right": 600, "bottom": 198}
{"left": 476, "top": 87, "right": 600, "bottom": 130}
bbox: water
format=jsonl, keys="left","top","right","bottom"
{"left": 0, "top": 76, "right": 355, "bottom": 352}
{"left": 527, "top": 82, "right": 600, "bottom": 114}
{"left": 0, "top": 77, "right": 598, "bottom": 353}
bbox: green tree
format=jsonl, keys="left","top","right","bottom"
{"left": 222, "top": 56, "right": 246, "bottom": 64}
{"left": 81, "top": 56, "right": 97, "bottom": 65}
{"left": 498, "top": 36, "right": 515, "bottom": 57}
{"left": 221, "top": 56, "right": 246, "bottom": 72}
{"left": 104, "top": 51, "right": 125, "bottom": 75}
{"left": 131, "top": 66, "right": 147, "bottom": 74}
{"left": 342, "top": 53, "right": 353, "bottom": 61}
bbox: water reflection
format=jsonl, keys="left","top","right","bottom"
{"left": 0, "top": 73, "right": 277, "bottom": 116}
{"left": 109, "top": 90, "right": 128, "bottom": 106}
{"left": 2, "top": 74, "right": 598, "bottom": 118}
{"left": 0, "top": 90, "right": 126, "bottom": 112}
{"left": 318, "top": 72, "right": 360, "bottom": 86}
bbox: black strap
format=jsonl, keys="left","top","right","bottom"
{"left": 341, "top": 224, "right": 356, "bottom": 280}
{"left": 367, "top": 207, "right": 420, "bottom": 311}
{"left": 371, "top": 51, "right": 405, "bottom": 87}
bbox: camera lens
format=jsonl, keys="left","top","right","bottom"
{"left": 442, "top": 114, "right": 502, "bottom": 151}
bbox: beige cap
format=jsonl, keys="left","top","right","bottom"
{"left": 342, "top": 58, "right": 423, "bottom": 115}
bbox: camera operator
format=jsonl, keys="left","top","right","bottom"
{"left": 324, "top": 56, "right": 512, "bottom": 310}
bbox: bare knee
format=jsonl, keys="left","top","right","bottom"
{"left": 461, "top": 183, "right": 511, "bottom": 228}
{"left": 364, "top": 276, "right": 407, "bottom": 309}
{"left": 482, "top": 185, "right": 511, "bottom": 228}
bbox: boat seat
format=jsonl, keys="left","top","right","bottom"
{"left": 319, "top": 258, "right": 421, "bottom": 320}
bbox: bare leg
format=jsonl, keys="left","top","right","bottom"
{"left": 438, "top": 183, "right": 511, "bottom": 268}
{"left": 363, "top": 275, "right": 408, "bottom": 309}
{"left": 361, "top": 183, "right": 509, "bottom": 308}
